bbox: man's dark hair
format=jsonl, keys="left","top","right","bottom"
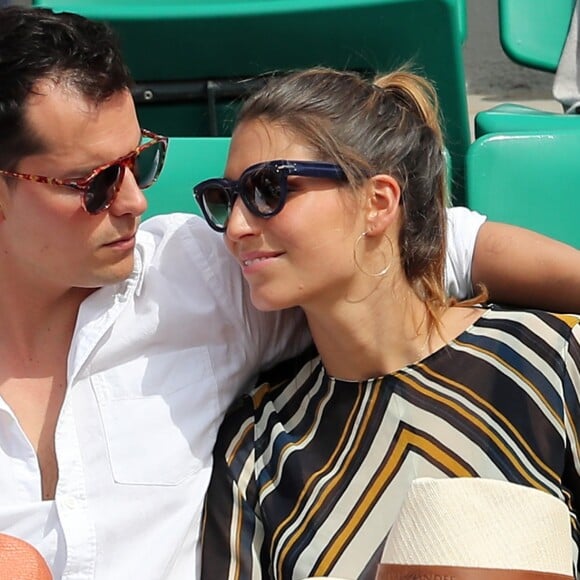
{"left": 0, "top": 6, "right": 133, "bottom": 169}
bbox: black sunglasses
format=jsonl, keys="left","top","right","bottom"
{"left": 193, "top": 160, "right": 347, "bottom": 232}
{"left": 0, "top": 129, "right": 168, "bottom": 215}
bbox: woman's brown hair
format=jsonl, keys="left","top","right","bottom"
{"left": 237, "top": 67, "right": 451, "bottom": 322}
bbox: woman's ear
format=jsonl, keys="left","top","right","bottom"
{"left": 365, "top": 174, "right": 401, "bottom": 236}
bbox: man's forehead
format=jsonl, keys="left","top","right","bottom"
{"left": 21, "top": 85, "right": 140, "bottom": 167}
{"left": 27, "top": 78, "right": 104, "bottom": 120}
{"left": 26, "top": 82, "right": 135, "bottom": 133}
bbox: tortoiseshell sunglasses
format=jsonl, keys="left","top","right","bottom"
{"left": 0, "top": 129, "right": 168, "bottom": 214}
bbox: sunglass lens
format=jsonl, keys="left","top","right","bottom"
{"left": 199, "top": 184, "right": 231, "bottom": 229}
{"left": 242, "top": 166, "right": 282, "bottom": 216}
{"left": 133, "top": 142, "right": 164, "bottom": 189}
{"left": 84, "top": 164, "right": 122, "bottom": 214}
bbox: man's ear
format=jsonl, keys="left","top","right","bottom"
{"left": 365, "top": 174, "right": 401, "bottom": 236}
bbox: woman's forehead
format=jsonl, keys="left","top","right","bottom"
{"left": 226, "top": 120, "right": 316, "bottom": 176}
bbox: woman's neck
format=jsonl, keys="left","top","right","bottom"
{"left": 304, "top": 276, "right": 481, "bottom": 382}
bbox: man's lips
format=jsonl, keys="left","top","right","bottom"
{"left": 103, "top": 232, "right": 136, "bottom": 247}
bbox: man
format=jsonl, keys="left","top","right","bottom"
{"left": 0, "top": 7, "right": 310, "bottom": 578}
{"left": 1, "top": 6, "right": 579, "bottom": 580}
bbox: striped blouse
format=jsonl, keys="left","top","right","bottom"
{"left": 201, "top": 307, "right": 580, "bottom": 580}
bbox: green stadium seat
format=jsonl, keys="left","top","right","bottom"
{"left": 465, "top": 129, "right": 580, "bottom": 248}
{"left": 475, "top": 0, "right": 576, "bottom": 137}
{"left": 499, "top": 0, "right": 575, "bottom": 72}
{"left": 33, "top": 0, "right": 470, "bottom": 204}
{"left": 144, "top": 136, "right": 230, "bottom": 219}
{"left": 475, "top": 102, "right": 580, "bottom": 137}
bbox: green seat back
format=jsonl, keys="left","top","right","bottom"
{"left": 499, "top": 0, "right": 575, "bottom": 72}
{"left": 466, "top": 130, "right": 580, "bottom": 247}
{"left": 33, "top": 0, "right": 470, "bottom": 204}
{"left": 474, "top": 103, "right": 580, "bottom": 138}
{"left": 144, "top": 136, "right": 230, "bottom": 219}
{"left": 476, "top": 1, "right": 576, "bottom": 138}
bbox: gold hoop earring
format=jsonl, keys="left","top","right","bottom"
{"left": 353, "top": 231, "right": 394, "bottom": 278}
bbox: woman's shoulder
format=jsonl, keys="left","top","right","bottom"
{"left": 476, "top": 305, "right": 580, "bottom": 335}
{"left": 465, "top": 306, "right": 580, "bottom": 367}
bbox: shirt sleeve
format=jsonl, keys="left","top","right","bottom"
{"left": 445, "top": 206, "right": 487, "bottom": 299}
{"left": 201, "top": 396, "right": 265, "bottom": 580}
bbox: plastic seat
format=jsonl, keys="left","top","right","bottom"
{"left": 465, "top": 129, "right": 580, "bottom": 247}
{"left": 33, "top": 0, "right": 470, "bottom": 204}
{"left": 144, "top": 136, "right": 230, "bottom": 219}
{"left": 475, "top": 0, "right": 576, "bottom": 138}
{"left": 475, "top": 102, "right": 580, "bottom": 136}
{"left": 499, "top": 0, "right": 575, "bottom": 72}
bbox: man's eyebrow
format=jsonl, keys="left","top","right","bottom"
{"left": 61, "top": 134, "right": 143, "bottom": 180}
{"left": 58, "top": 162, "right": 111, "bottom": 181}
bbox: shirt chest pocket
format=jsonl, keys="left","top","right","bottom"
{"left": 91, "top": 346, "right": 219, "bottom": 486}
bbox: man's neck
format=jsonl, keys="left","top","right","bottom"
{"left": 0, "top": 285, "right": 94, "bottom": 364}
{"left": 0, "top": 284, "right": 94, "bottom": 501}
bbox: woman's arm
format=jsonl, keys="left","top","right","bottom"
{"left": 472, "top": 221, "right": 580, "bottom": 312}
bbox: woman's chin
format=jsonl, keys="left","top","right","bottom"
{"left": 250, "top": 291, "right": 297, "bottom": 313}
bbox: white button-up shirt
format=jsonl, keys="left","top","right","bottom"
{"left": 0, "top": 209, "right": 484, "bottom": 579}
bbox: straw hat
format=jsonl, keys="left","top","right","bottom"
{"left": 377, "top": 477, "right": 574, "bottom": 580}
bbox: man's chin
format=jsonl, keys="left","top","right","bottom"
{"left": 86, "top": 256, "right": 136, "bottom": 288}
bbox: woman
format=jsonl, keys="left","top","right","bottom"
{"left": 196, "top": 68, "right": 580, "bottom": 579}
